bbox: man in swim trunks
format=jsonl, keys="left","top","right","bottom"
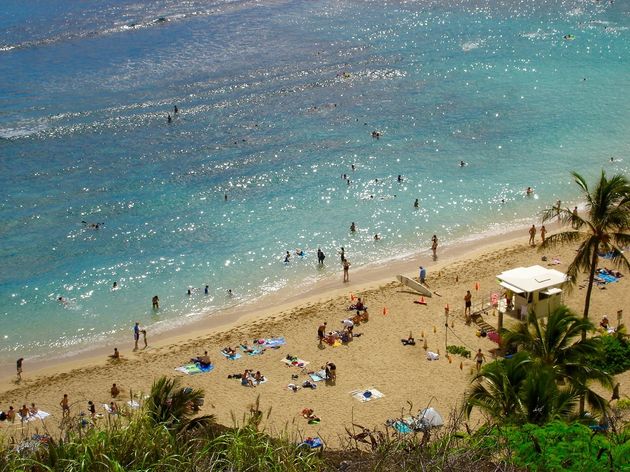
{"left": 464, "top": 290, "right": 472, "bottom": 319}
{"left": 528, "top": 225, "right": 536, "bottom": 246}
{"left": 317, "top": 322, "right": 327, "bottom": 345}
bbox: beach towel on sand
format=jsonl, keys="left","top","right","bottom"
{"left": 175, "top": 362, "right": 214, "bottom": 375}
{"left": 22, "top": 411, "right": 50, "bottom": 422}
{"left": 309, "top": 370, "right": 328, "bottom": 382}
{"left": 262, "top": 337, "right": 286, "bottom": 348}
{"left": 300, "top": 437, "right": 323, "bottom": 448}
{"left": 220, "top": 351, "right": 242, "bottom": 360}
{"left": 240, "top": 346, "right": 265, "bottom": 356}
{"left": 282, "top": 357, "right": 309, "bottom": 368}
{"left": 351, "top": 388, "right": 384, "bottom": 402}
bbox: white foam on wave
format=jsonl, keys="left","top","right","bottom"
{"left": 461, "top": 40, "right": 483, "bottom": 52}
{"left": 0, "top": 120, "right": 48, "bottom": 139}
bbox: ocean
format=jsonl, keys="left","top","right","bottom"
{"left": 1, "top": 0, "right": 628, "bottom": 365}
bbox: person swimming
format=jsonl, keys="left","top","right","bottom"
{"left": 526, "top": 186, "right": 534, "bottom": 195}
{"left": 295, "top": 248, "right": 305, "bottom": 257}
{"left": 460, "top": 160, "right": 466, "bottom": 167}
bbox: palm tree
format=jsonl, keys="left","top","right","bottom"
{"left": 146, "top": 376, "right": 215, "bottom": 433}
{"left": 465, "top": 352, "right": 580, "bottom": 425}
{"left": 541, "top": 171, "right": 630, "bottom": 337}
{"left": 501, "top": 306, "right": 613, "bottom": 415}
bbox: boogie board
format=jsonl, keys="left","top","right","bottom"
{"left": 396, "top": 275, "right": 432, "bottom": 298}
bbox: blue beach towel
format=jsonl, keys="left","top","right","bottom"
{"left": 597, "top": 272, "right": 618, "bottom": 284}
{"left": 301, "top": 437, "right": 323, "bottom": 448}
{"left": 309, "top": 370, "right": 328, "bottom": 382}
{"left": 220, "top": 351, "right": 242, "bottom": 360}
{"left": 175, "top": 363, "right": 214, "bottom": 375}
{"left": 264, "top": 337, "right": 286, "bottom": 348}
{"left": 393, "top": 421, "right": 413, "bottom": 434}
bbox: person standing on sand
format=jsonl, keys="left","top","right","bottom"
{"left": 475, "top": 349, "right": 486, "bottom": 372}
{"left": 431, "top": 235, "right": 438, "bottom": 258}
{"left": 540, "top": 225, "right": 547, "bottom": 243}
{"left": 342, "top": 258, "right": 351, "bottom": 283}
{"left": 464, "top": 290, "right": 472, "bottom": 320}
{"left": 111, "top": 383, "right": 120, "bottom": 398}
{"left": 152, "top": 295, "right": 159, "bottom": 310}
{"left": 419, "top": 266, "right": 426, "bottom": 284}
{"left": 60, "top": 394, "right": 70, "bottom": 417}
{"left": 134, "top": 322, "right": 140, "bottom": 350}
{"left": 528, "top": 225, "right": 536, "bottom": 246}
{"left": 141, "top": 329, "right": 148, "bottom": 348}
{"left": 16, "top": 357, "right": 23, "bottom": 381}
{"left": 318, "top": 322, "right": 327, "bottom": 345}
{"left": 572, "top": 206, "right": 578, "bottom": 228}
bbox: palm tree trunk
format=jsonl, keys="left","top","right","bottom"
{"left": 579, "top": 250, "right": 599, "bottom": 416}
{"left": 581, "top": 250, "right": 599, "bottom": 340}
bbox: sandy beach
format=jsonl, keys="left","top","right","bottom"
{"left": 1, "top": 228, "right": 628, "bottom": 448}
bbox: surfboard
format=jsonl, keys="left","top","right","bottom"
{"left": 396, "top": 275, "right": 432, "bottom": 298}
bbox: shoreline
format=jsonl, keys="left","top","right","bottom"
{"left": 1, "top": 220, "right": 627, "bottom": 449}
{"left": 0, "top": 220, "right": 549, "bottom": 386}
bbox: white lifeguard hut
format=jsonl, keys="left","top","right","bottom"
{"left": 496, "top": 265, "right": 569, "bottom": 322}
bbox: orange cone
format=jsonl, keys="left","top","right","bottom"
{"left": 419, "top": 296, "right": 426, "bottom": 305}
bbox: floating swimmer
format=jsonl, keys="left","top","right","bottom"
{"left": 563, "top": 34, "right": 575, "bottom": 40}
{"left": 295, "top": 248, "right": 305, "bottom": 257}
{"left": 459, "top": 160, "right": 467, "bottom": 167}
{"left": 526, "top": 186, "right": 534, "bottom": 196}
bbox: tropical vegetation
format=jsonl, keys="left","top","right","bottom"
{"left": 541, "top": 171, "right": 630, "bottom": 333}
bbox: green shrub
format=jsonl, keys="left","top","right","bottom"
{"left": 447, "top": 345, "right": 471, "bottom": 358}
{"left": 598, "top": 334, "right": 630, "bottom": 375}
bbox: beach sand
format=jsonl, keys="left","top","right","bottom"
{"left": 1, "top": 230, "right": 628, "bottom": 447}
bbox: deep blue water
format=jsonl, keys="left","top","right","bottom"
{"left": 1, "top": 0, "right": 628, "bottom": 362}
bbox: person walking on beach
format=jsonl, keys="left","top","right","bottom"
{"left": 16, "top": 357, "right": 23, "bottom": 382}
{"left": 419, "top": 266, "right": 426, "bottom": 284}
{"left": 431, "top": 235, "right": 438, "bottom": 259}
{"left": 134, "top": 322, "right": 140, "bottom": 350}
{"left": 540, "top": 225, "right": 547, "bottom": 243}
{"left": 60, "top": 394, "right": 70, "bottom": 417}
{"left": 475, "top": 349, "right": 486, "bottom": 372}
{"left": 464, "top": 290, "right": 472, "bottom": 321}
{"left": 152, "top": 295, "right": 159, "bottom": 310}
{"left": 572, "top": 206, "right": 578, "bottom": 228}
{"left": 342, "top": 258, "right": 351, "bottom": 283}
{"left": 141, "top": 329, "right": 148, "bottom": 348}
{"left": 318, "top": 322, "right": 327, "bottom": 345}
{"left": 528, "top": 225, "right": 536, "bottom": 246}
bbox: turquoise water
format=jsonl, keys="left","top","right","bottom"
{"left": 1, "top": 0, "right": 628, "bottom": 363}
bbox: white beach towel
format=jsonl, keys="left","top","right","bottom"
{"left": 351, "top": 388, "right": 384, "bottom": 402}
{"left": 127, "top": 400, "right": 140, "bottom": 409}
{"left": 281, "top": 357, "right": 309, "bottom": 368}
{"left": 23, "top": 411, "right": 50, "bottom": 422}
